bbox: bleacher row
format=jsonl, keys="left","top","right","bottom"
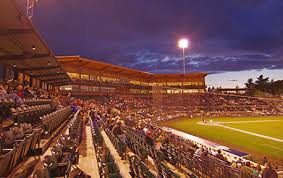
{"left": 41, "top": 107, "right": 72, "bottom": 138}
{"left": 97, "top": 116, "right": 182, "bottom": 178}
{"left": 96, "top": 116, "right": 260, "bottom": 178}
{"left": 11, "top": 104, "right": 54, "bottom": 124}
{"left": 0, "top": 98, "right": 54, "bottom": 124}
{"left": 22, "top": 98, "right": 52, "bottom": 106}
{"left": 128, "top": 154, "right": 156, "bottom": 178}
{"left": 90, "top": 119, "right": 123, "bottom": 178}
{"left": 103, "top": 125, "right": 126, "bottom": 159}
{"left": 126, "top": 126, "right": 260, "bottom": 178}
{"left": 0, "top": 105, "right": 73, "bottom": 177}
{"left": 33, "top": 110, "right": 83, "bottom": 177}
{"left": 0, "top": 126, "right": 42, "bottom": 177}
{"left": 125, "top": 127, "right": 182, "bottom": 178}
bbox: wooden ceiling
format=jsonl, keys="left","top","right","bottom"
{"left": 0, "top": 0, "right": 71, "bottom": 86}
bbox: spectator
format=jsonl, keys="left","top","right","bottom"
{"left": 240, "top": 162, "right": 254, "bottom": 177}
{"left": 194, "top": 147, "right": 204, "bottom": 158}
{"left": 262, "top": 162, "right": 278, "bottom": 178}
{"left": 262, "top": 156, "right": 268, "bottom": 165}
{"left": 111, "top": 121, "right": 123, "bottom": 136}
{"left": 215, "top": 149, "right": 225, "bottom": 161}
{"left": 17, "top": 84, "right": 24, "bottom": 97}
{"left": 145, "top": 130, "right": 154, "bottom": 146}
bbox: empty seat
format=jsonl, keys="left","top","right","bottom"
{"left": 22, "top": 134, "right": 33, "bottom": 158}
{"left": 0, "top": 148, "right": 15, "bottom": 177}
{"left": 11, "top": 140, "right": 25, "bottom": 168}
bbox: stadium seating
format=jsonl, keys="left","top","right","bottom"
{"left": 0, "top": 124, "right": 43, "bottom": 177}
{"left": 23, "top": 98, "right": 52, "bottom": 106}
{"left": 128, "top": 154, "right": 156, "bottom": 178}
{"left": 0, "top": 98, "right": 15, "bottom": 119}
{"left": 104, "top": 127, "right": 126, "bottom": 159}
{"left": 40, "top": 111, "right": 82, "bottom": 177}
{"left": 90, "top": 119, "right": 122, "bottom": 178}
{"left": 41, "top": 107, "right": 72, "bottom": 137}
{"left": 11, "top": 104, "right": 54, "bottom": 124}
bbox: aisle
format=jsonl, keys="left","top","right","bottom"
{"left": 101, "top": 130, "right": 132, "bottom": 178}
{"left": 77, "top": 125, "right": 100, "bottom": 178}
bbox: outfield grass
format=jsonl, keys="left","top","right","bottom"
{"left": 224, "top": 121, "right": 283, "bottom": 140}
{"left": 163, "top": 116, "right": 283, "bottom": 165}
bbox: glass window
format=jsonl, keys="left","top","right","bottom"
{"left": 89, "top": 75, "right": 97, "bottom": 80}
{"left": 67, "top": 72, "right": 80, "bottom": 79}
{"left": 130, "top": 80, "right": 140, "bottom": 85}
{"left": 167, "top": 82, "right": 182, "bottom": 86}
{"left": 81, "top": 74, "right": 89, "bottom": 80}
{"left": 80, "top": 85, "right": 88, "bottom": 91}
{"left": 101, "top": 77, "right": 116, "bottom": 82}
{"left": 60, "top": 85, "right": 72, "bottom": 91}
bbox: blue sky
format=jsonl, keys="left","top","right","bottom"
{"left": 32, "top": 0, "right": 283, "bottom": 87}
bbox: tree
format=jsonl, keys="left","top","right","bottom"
{"left": 254, "top": 75, "right": 270, "bottom": 92}
{"left": 245, "top": 78, "right": 254, "bottom": 89}
{"left": 245, "top": 75, "right": 283, "bottom": 97}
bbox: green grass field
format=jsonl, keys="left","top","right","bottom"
{"left": 163, "top": 116, "right": 283, "bottom": 165}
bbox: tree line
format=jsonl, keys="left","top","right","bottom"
{"left": 245, "top": 75, "right": 283, "bottom": 96}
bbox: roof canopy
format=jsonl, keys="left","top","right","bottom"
{"left": 0, "top": 0, "right": 70, "bottom": 86}
{"left": 57, "top": 56, "right": 207, "bottom": 82}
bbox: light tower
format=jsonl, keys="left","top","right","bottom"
{"left": 178, "top": 38, "right": 190, "bottom": 74}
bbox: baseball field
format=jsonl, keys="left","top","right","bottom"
{"left": 163, "top": 116, "right": 283, "bottom": 165}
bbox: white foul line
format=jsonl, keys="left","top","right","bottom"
{"left": 216, "top": 123, "right": 283, "bottom": 143}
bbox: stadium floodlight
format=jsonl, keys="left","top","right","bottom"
{"left": 178, "top": 38, "right": 189, "bottom": 49}
{"left": 178, "top": 38, "right": 190, "bottom": 74}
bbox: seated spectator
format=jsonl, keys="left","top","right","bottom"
{"left": 21, "top": 123, "right": 33, "bottom": 134}
{"left": 3, "top": 130, "right": 14, "bottom": 145}
{"left": 145, "top": 130, "right": 154, "bottom": 146}
{"left": 111, "top": 121, "right": 123, "bottom": 136}
{"left": 11, "top": 126, "right": 25, "bottom": 140}
{"left": 194, "top": 147, "right": 204, "bottom": 158}
{"left": 17, "top": 84, "right": 24, "bottom": 98}
{"left": 0, "top": 84, "right": 7, "bottom": 95}
{"left": 240, "top": 162, "right": 254, "bottom": 177}
{"left": 215, "top": 149, "right": 225, "bottom": 161}
{"left": 252, "top": 164, "right": 262, "bottom": 177}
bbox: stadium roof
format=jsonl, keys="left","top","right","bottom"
{"left": 0, "top": 0, "right": 206, "bottom": 85}
{"left": 57, "top": 56, "right": 207, "bottom": 82}
{"left": 0, "top": 0, "right": 70, "bottom": 86}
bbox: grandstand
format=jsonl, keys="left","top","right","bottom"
{"left": 0, "top": 0, "right": 282, "bottom": 178}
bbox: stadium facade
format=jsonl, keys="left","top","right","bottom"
{"left": 57, "top": 56, "right": 207, "bottom": 97}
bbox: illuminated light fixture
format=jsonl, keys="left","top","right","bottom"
{"left": 178, "top": 38, "right": 189, "bottom": 49}
{"left": 178, "top": 38, "right": 190, "bottom": 74}
{"left": 32, "top": 45, "right": 36, "bottom": 50}
{"left": 13, "top": 64, "right": 16, "bottom": 68}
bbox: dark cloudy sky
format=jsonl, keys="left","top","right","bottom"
{"left": 32, "top": 0, "right": 283, "bottom": 87}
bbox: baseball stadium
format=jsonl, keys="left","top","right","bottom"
{"left": 0, "top": 0, "right": 282, "bottom": 178}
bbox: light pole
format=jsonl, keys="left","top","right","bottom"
{"left": 178, "top": 38, "right": 190, "bottom": 114}
{"left": 178, "top": 38, "right": 190, "bottom": 74}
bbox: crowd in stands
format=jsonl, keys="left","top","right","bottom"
{"left": 80, "top": 95, "right": 280, "bottom": 178}
{"left": 1, "top": 78, "right": 282, "bottom": 178}
{"left": 164, "top": 93, "right": 281, "bottom": 116}
{"left": 0, "top": 79, "right": 79, "bottom": 177}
